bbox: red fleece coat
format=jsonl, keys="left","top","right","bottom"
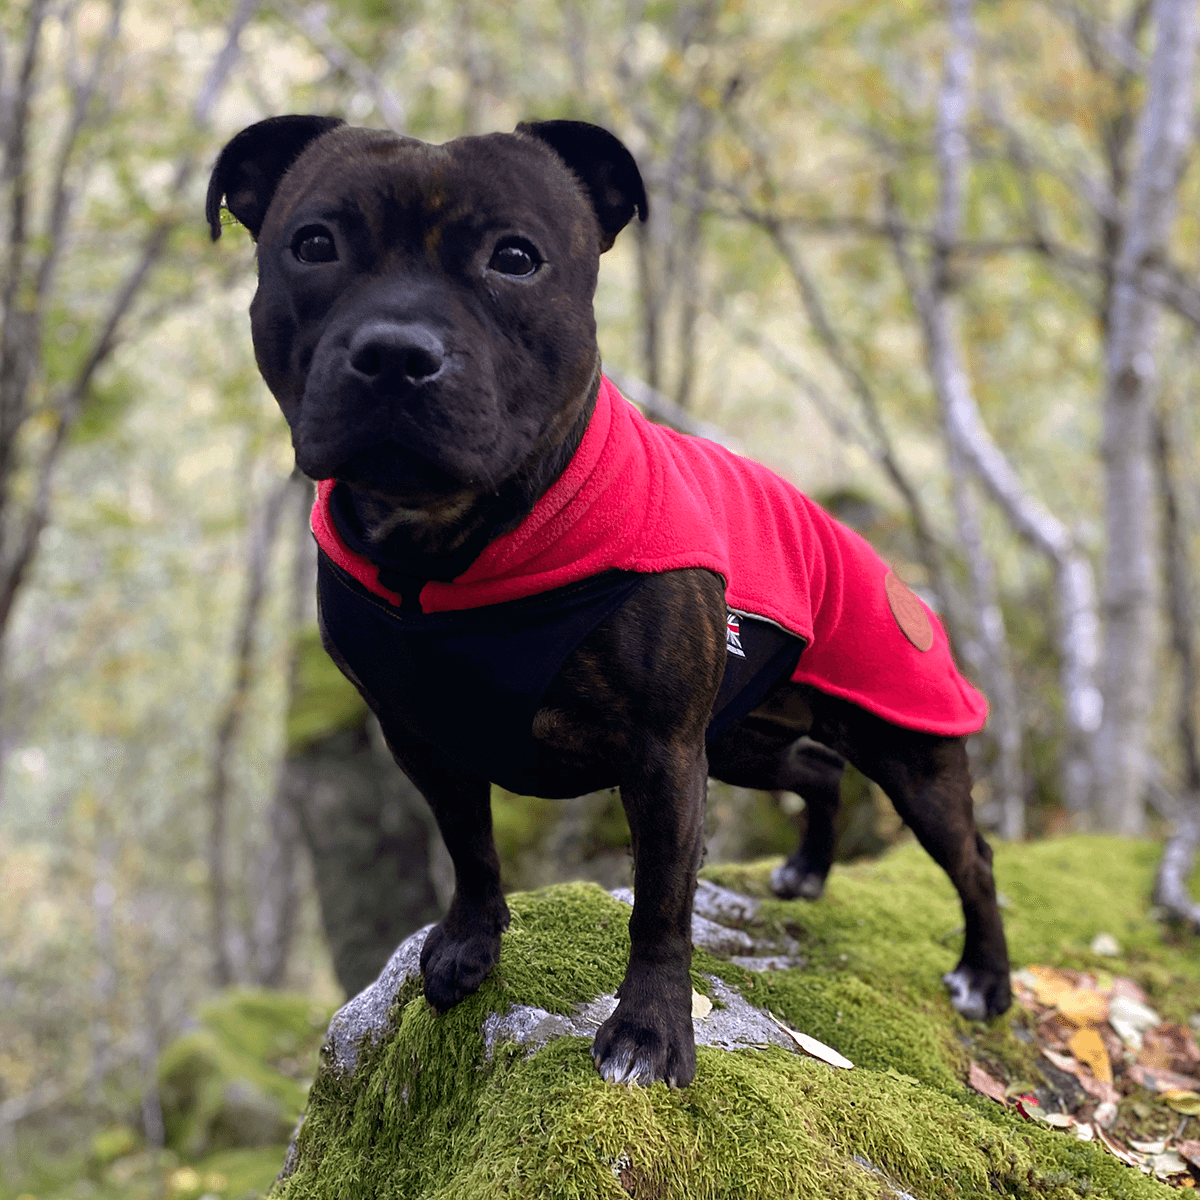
{"left": 313, "top": 375, "right": 988, "bottom": 736}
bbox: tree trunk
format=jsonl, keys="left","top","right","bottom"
{"left": 291, "top": 719, "right": 443, "bottom": 997}
{"left": 901, "top": 0, "right": 1026, "bottom": 835}
{"left": 206, "top": 475, "right": 293, "bottom": 986}
{"left": 1150, "top": 408, "right": 1200, "bottom": 927}
{"left": 1096, "top": 0, "right": 1198, "bottom": 833}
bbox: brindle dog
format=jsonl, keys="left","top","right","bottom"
{"left": 207, "top": 116, "right": 1010, "bottom": 1088}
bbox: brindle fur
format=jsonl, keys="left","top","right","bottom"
{"left": 208, "top": 115, "right": 1010, "bottom": 1089}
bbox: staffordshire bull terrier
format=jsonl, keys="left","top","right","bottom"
{"left": 206, "top": 115, "right": 1011, "bottom": 1087}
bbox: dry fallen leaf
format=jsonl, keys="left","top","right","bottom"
{"left": 968, "top": 1061, "right": 1007, "bottom": 1105}
{"left": 1068, "top": 1026, "right": 1114, "bottom": 1083}
{"left": 1149, "top": 1150, "right": 1191, "bottom": 1180}
{"left": 1129, "top": 1064, "right": 1200, "bottom": 1094}
{"left": 1163, "top": 1089, "right": 1200, "bottom": 1116}
{"left": 1178, "top": 1139, "right": 1200, "bottom": 1168}
{"left": 1058, "top": 988, "right": 1110, "bottom": 1027}
{"left": 768, "top": 1014, "right": 853, "bottom": 1069}
{"left": 1023, "top": 965, "right": 1078, "bottom": 1008}
{"left": 1042, "top": 1112, "right": 1076, "bottom": 1128}
{"left": 1109, "top": 994, "right": 1162, "bottom": 1051}
{"left": 690, "top": 989, "right": 712, "bottom": 1020}
{"left": 1096, "top": 1126, "right": 1142, "bottom": 1167}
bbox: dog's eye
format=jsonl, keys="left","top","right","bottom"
{"left": 292, "top": 225, "right": 338, "bottom": 264}
{"left": 488, "top": 238, "right": 541, "bottom": 277}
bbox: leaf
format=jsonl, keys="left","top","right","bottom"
{"left": 1096, "top": 1126, "right": 1142, "bottom": 1167}
{"left": 1177, "top": 1139, "right": 1200, "bottom": 1168}
{"left": 1149, "top": 1150, "right": 1190, "bottom": 1180}
{"left": 1058, "top": 988, "right": 1109, "bottom": 1026}
{"left": 1163, "top": 1089, "right": 1200, "bottom": 1115}
{"left": 1068, "top": 1027, "right": 1113, "bottom": 1083}
{"left": 967, "top": 1061, "right": 1007, "bottom": 1105}
{"left": 1129, "top": 1064, "right": 1200, "bottom": 1094}
{"left": 1108, "top": 994, "right": 1162, "bottom": 1050}
{"left": 768, "top": 1014, "right": 853, "bottom": 1069}
{"left": 1023, "top": 965, "right": 1077, "bottom": 1008}
{"left": 1042, "top": 1112, "right": 1076, "bottom": 1128}
{"left": 690, "top": 989, "right": 713, "bottom": 1020}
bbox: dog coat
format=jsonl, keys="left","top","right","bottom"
{"left": 314, "top": 376, "right": 987, "bottom": 795}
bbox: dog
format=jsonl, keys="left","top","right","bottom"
{"left": 206, "top": 116, "right": 1011, "bottom": 1088}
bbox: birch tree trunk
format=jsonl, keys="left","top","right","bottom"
{"left": 885, "top": 0, "right": 1104, "bottom": 821}
{"left": 1095, "top": 0, "right": 1198, "bottom": 833}
{"left": 899, "top": 0, "right": 1026, "bottom": 836}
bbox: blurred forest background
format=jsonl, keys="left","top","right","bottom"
{"left": 2, "top": 0, "right": 1200, "bottom": 1195}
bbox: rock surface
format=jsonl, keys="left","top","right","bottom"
{"left": 277, "top": 842, "right": 1183, "bottom": 1200}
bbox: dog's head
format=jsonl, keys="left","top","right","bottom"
{"left": 207, "top": 116, "right": 646, "bottom": 521}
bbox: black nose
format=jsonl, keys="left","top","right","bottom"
{"left": 348, "top": 322, "right": 446, "bottom": 386}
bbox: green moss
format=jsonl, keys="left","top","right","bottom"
{"left": 158, "top": 990, "right": 332, "bottom": 1159}
{"left": 285, "top": 630, "right": 367, "bottom": 752}
{"left": 276, "top": 839, "right": 1184, "bottom": 1199}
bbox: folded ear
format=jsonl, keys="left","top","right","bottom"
{"left": 206, "top": 115, "right": 345, "bottom": 241}
{"left": 516, "top": 120, "right": 648, "bottom": 252}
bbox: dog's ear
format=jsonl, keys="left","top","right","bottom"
{"left": 207, "top": 115, "right": 345, "bottom": 242}
{"left": 516, "top": 120, "right": 649, "bottom": 252}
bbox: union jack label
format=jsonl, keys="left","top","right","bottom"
{"left": 725, "top": 611, "right": 746, "bottom": 657}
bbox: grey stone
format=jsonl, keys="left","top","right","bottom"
{"left": 693, "top": 879, "right": 761, "bottom": 925}
{"left": 729, "top": 954, "right": 806, "bottom": 971}
{"left": 480, "top": 975, "right": 802, "bottom": 1059}
{"left": 323, "top": 880, "right": 804, "bottom": 1079}
{"left": 324, "top": 922, "right": 433, "bottom": 1073}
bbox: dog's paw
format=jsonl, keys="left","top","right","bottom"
{"left": 419, "top": 921, "right": 503, "bottom": 1013}
{"left": 943, "top": 963, "right": 1012, "bottom": 1021}
{"left": 770, "top": 860, "right": 827, "bottom": 901}
{"left": 591, "top": 999, "right": 696, "bottom": 1088}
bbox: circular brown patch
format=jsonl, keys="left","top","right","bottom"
{"left": 884, "top": 570, "right": 934, "bottom": 652}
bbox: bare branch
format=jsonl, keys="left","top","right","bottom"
{"left": 34, "top": 0, "right": 124, "bottom": 304}
{"left": 282, "top": 1, "right": 408, "bottom": 131}
{"left": 604, "top": 367, "right": 740, "bottom": 451}
{"left": 1043, "top": 0, "right": 1148, "bottom": 76}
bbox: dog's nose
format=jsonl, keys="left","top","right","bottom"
{"left": 348, "top": 322, "right": 446, "bottom": 387}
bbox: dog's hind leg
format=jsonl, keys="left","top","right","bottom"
{"left": 379, "top": 730, "right": 511, "bottom": 1013}
{"left": 803, "top": 689, "right": 1011, "bottom": 1020}
{"left": 707, "top": 724, "right": 845, "bottom": 900}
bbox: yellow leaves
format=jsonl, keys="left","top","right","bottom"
{"left": 690, "top": 989, "right": 713, "bottom": 1020}
{"left": 1067, "top": 1027, "right": 1113, "bottom": 1084}
{"left": 1017, "top": 964, "right": 1110, "bottom": 1028}
{"left": 1057, "top": 987, "right": 1110, "bottom": 1027}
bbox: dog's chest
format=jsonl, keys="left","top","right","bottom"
{"left": 318, "top": 553, "right": 803, "bottom": 796}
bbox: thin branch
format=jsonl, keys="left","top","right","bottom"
{"left": 0, "top": 0, "right": 265, "bottom": 648}
{"left": 282, "top": 1, "right": 408, "bottom": 131}
{"left": 34, "top": 0, "right": 124, "bottom": 304}
{"left": 604, "top": 366, "right": 740, "bottom": 450}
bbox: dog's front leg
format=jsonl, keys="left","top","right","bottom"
{"left": 593, "top": 736, "right": 708, "bottom": 1087}
{"left": 381, "top": 730, "right": 510, "bottom": 1012}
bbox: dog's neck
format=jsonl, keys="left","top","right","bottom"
{"left": 335, "top": 368, "right": 601, "bottom": 585}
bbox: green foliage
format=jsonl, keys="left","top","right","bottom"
{"left": 276, "top": 838, "right": 1188, "bottom": 1199}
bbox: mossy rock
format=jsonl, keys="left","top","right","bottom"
{"left": 276, "top": 837, "right": 1195, "bottom": 1199}
{"left": 158, "top": 990, "right": 332, "bottom": 1159}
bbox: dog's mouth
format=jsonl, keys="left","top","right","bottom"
{"left": 329, "top": 439, "right": 482, "bottom": 507}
